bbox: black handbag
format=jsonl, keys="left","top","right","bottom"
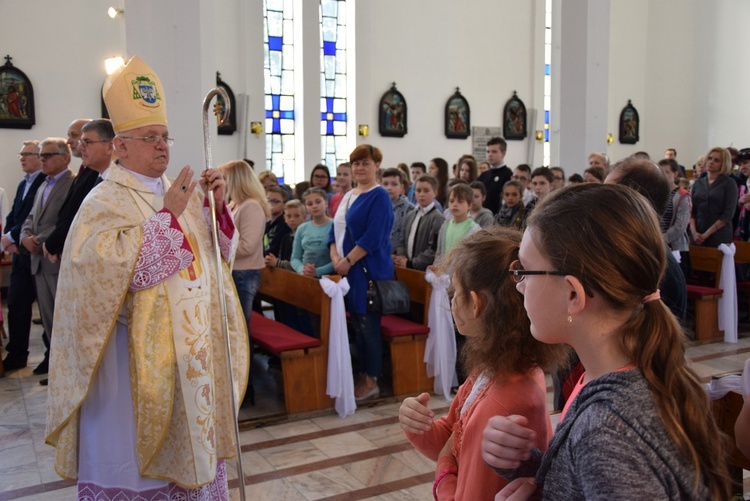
{"left": 365, "top": 274, "right": 411, "bottom": 315}
{"left": 345, "top": 224, "right": 411, "bottom": 315}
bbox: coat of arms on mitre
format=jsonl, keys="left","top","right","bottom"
{"left": 131, "top": 75, "right": 161, "bottom": 106}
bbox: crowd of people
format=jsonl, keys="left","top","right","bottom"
{"left": 0, "top": 55, "right": 749, "bottom": 500}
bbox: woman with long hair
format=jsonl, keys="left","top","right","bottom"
{"left": 690, "top": 146, "right": 738, "bottom": 247}
{"left": 483, "top": 184, "right": 730, "bottom": 500}
{"left": 429, "top": 157, "right": 450, "bottom": 207}
{"left": 399, "top": 227, "right": 565, "bottom": 500}
{"left": 219, "top": 160, "right": 270, "bottom": 325}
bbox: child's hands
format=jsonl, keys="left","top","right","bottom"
{"left": 481, "top": 415, "right": 536, "bottom": 469}
{"left": 494, "top": 477, "right": 537, "bottom": 500}
{"left": 302, "top": 263, "right": 317, "bottom": 277}
{"left": 399, "top": 392, "right": 434, "bottom": 434}
{"left": 264, "top": 253, "right": 278, "bottom": 267}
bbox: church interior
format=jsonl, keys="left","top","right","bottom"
{"left": 1, "top": 0, "right": 750, "bottom": 499}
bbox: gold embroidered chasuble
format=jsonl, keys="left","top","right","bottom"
{"left": 45, "top": 163, "right": 249, "bottom": 487}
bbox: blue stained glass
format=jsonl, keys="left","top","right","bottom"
{"left": 272, "top": 119, "right": 281, "bottom": 134}
{"left": 545, "top": 64, "right": 550, "bottom": 76}
{"left": 544, "top": 111, "right": 550, "bottom": 123}
{"left": 544, "top": 129, "right": 549, "bottom": 141}
{"left": 325, "top": 97, "right": 333, "bottom": 112}
{"left": 333, "top": 113, "right": 346, "bottom": 121}
{"left": 323, "top": 41, "right": 336, "bottom": 55}
{"left": 277, "top": 176, "right": 285, "bottom": 184}
{"left": 272, "top": 94, "right": 280, "bottom": 110}
{"left": 268, "top": 36, "right": 283, "bottom": 51}
{"left": 326, "top": 121, "right": 334, "bottom": 135}
{"left": 280, "top": 110, "right": 294, "bottom": 119}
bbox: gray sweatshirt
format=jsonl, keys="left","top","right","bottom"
{"left": 500, "top": 369, "right": 712, "bottom": 500}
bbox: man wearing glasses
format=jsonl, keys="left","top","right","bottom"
{"left": 1, "top": 141, "right": 47, "bottom": 371}
{"left": 18, "top": 138, "right": 75, "bottom": 378}
{"left": 43, "top": 119, "right": 114, "bottom": 266}
{"left": 45, "top": 55, "right": 248, "bottom": 498}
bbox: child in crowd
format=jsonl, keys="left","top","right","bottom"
{"left": 293, "top": 181, "right": 310, "bottom": 201}
{"left": 381, "top": 168, "right": 415, "bottom": 253}
{"left": 568, "top": 173, "right": 584, "bottom": 184}
{"left": 494, "top": 180, "right": 525, "bottom": 229}
{"left": 523, "top": 167, "right": 554, "bottom": 219}
{"left": 478, "top": 161, "right": 490, "bottom": 174}
{"left": 393, "top": 174, "right": 443, "bottom": 271}
{"left": 407, "top": 162, "right": 426, "bottom": 204}
{"left": 436, "top": 183, "right": 480, "bottom": 262}
{"left": 512, "top": 164, "right": 534, "bottom": 205}
{"left": 399, "top": 227, "right": 564, "bottom": 500}
{"left": 265, "top": 199, "right": 306, "bottom": 270}
{"left": 468, "top": 181, "right": 494, "bottom": 228}
{"left": 263, "top": 185, "right": 291, "bottom": 256}
{"left": 291, "top": 188, "right": 334, "bottom": 277}
{"left": 550, "top": 166, "right": 566, "bottom": 190}
{"left": 482, "top": 184, "right": 731, "bottom": 500}
{"left": 329, "top": 162, "right": 352, "bottom": 216}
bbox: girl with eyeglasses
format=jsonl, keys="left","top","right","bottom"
{"left": 398, "top": 227, "right": 565, "bottom": 500}
{"left": 483, "top": 184, "right": 730, "bottom": 500}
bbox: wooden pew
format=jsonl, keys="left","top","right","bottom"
{"left": 686, "top": 246, "right": 724, "bottom": 342}
{"left": 254, "top": 267, "right": 335, "bottom": 414}
{"left": 734, "top": 241, "right": 750, "bottom": 323}
{"left": 710, "top": 391, "right": 750, "bottom": 493}
{"left": 381, "top": 267, "right": 433, "bottom": 395}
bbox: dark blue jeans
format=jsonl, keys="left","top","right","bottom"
{"left": 349, "top": 310, "right": 383, "bottom": 379}
{"left": 232, "top": 269, "right": 262, "bottom": 329}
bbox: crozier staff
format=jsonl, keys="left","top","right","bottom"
{"left": 45, "top": 55, "right": 249, "bottom": 499}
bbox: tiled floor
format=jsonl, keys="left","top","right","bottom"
{"left": 1, "top": 308, "right": 750, "bottom": 500}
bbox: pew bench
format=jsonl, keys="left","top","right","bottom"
{"left": 254, "top": 267, "right": 334, "bottom": 414}
{"left": 686, "top": 246, "right": 724, "bottom": 342}
{"left": 381, "top": 267, "right": 434, "bottom": 396}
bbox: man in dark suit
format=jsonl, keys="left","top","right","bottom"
{"left": 19, "top": 138, "right": 75, "bottom": 377}
{"left": 477, "top": 137, "right": 512, "bottom": 214}
{"left": 2, "top": 141, "right": 47, "bottom": 371}
{"left": 43, "top": 119, "right": 114, "bottom": 263}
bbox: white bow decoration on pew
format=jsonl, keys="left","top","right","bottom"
{"left": 717, "top": 242, "right": 737, "bottom": 343}
{"left": 320, "top": 277, "right": 355, "bottom": 418}
{"left": 424, "top": 268, "right": 457, "bottom": 400}
{"left": 703, "top": 357, "right": 750, "bottom": 400}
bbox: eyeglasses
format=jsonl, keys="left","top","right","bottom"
{"left": 512, "top": 175, "right": 529, "bottom": 182}
{"left": 119, "top": 135, "right": 174, "bottom": 146}
{"left": 17, "top": 152, "right": 39, "bottom": 158}
{"left": 79, "top": 138, "right": 111, "bottom": 147}
{"left": 508, "top": 259, "right": 594, "bottom": 297}
{"left": 508, "top": 259, "right": 568, "bottom": 284}
{"left": 267, "top": 198, "right": 283, "bottom": 205}
{"left": 39, "top": 153, "right": 64, "bottom": 160}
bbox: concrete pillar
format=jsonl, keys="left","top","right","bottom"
{"left": 556, "top": 0, "right": 610, "bottom": 172}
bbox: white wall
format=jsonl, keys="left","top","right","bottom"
{"left": 354, "top": 0, "right": 539, "bottom": 170}
{"left": 0, "top": 0, "right": 122, "bottom": 192}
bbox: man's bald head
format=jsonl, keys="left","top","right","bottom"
{"left": 67, "top": 119, "right": 92, "bottom": 158}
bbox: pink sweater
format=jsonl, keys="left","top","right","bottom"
{"left": 231, "top": 198, "right": 266, "bottom": 271}
{"left": 405, "top": 368, "right": 550, "bottom": 501}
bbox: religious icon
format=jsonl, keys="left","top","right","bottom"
{"left": 216, "top": 72, "right": 237, "bottom": 136}
{"left": 0, "top": 55, "right": 35, "bottom": 129}
{"left": 503, "top": 91, "right": 527, "bottom": 140}
{"left": 445, "top": 88, "right": 470, "bottom": 139}
{"left": 379, "top": 83, "right": 407, "bottom": 137}
{"left": 619, "top": 100, "right": 639, "bottom": 144}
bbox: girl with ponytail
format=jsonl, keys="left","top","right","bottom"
{"left": 482, "top": 183, "right": 730, "bottom": 500}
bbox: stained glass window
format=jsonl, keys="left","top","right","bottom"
{"left": 543, "top": 0, "right": 552, "bottom": 166}
{"left": 319, "top": 0, "right": 348, "bottom": 168}
{"left": 264, "top": 0, "right": 295, "bottom": 184}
